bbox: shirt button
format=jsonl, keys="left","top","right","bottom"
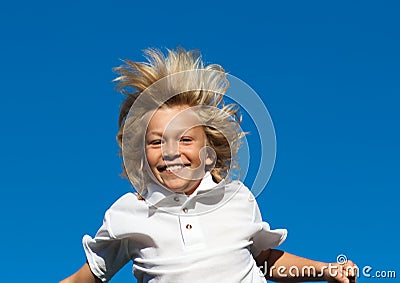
{"left": 174, "top": 196, "right": 180, "bottom": 202}
{"left": 186, "top": 224, "right": 192, "bottom": 230}
{"left": 183, "top": 207, "right": 188, "bottom": 213}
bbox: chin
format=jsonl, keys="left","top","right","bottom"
{"left": 164, "top": 182, "right": 190, "bottom": 192}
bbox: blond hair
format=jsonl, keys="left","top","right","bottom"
{"left": 114, "top": 47, "right": 244, "bottom": 193}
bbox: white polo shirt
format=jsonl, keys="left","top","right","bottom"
{"left": 83, "top": 172, "right": 287, "bottom": 283}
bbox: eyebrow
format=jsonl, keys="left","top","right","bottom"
{"left": 146, "top": 131, "right": 163, "bottom": 136}
{"left": 146, "top": 127, "right": 198, "bottom": 138}
{"left": 150, "top": 125, "right": 200, "bottom": 134}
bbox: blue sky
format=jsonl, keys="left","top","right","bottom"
{"left": 1, "top": 1, "right": 399, "bottom": 282}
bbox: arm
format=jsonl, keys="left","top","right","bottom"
{"left": 255, "top": 249, "right": 357, "bottom": 283}
{"left": 59, "top": 262, "right": 102, "bottom": 283}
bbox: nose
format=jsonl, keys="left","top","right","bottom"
{"left": 162, "top": 141, "right": 180, "bottom": 160}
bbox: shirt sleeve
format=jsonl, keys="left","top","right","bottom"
{"left": 82, "top": 209, "right": 132, "bottom": 282}
{"left": 250, "top": 198, "right": 288, "bottom": 258}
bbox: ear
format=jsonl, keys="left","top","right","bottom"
{"left": 205, "top": 146, "right": 216, "bottom": 167}
{"left": 205, "top": 156, "right": 214, "bottom": 166}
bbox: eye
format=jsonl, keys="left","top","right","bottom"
{"left": 148, "top": 139, "right": 163, "bottom": 146}
{"left": 180, "top": 136, "right": 193, "bottom": 144}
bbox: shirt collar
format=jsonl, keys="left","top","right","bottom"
{"left": 143, "top": 172, "right": 225, "bottom": 208}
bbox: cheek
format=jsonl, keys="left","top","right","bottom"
{"left": 145, "top": 148, "right": 160, "bottom": 167}
{"left": 187, "top": 145, "right": 206, "bottom": 163}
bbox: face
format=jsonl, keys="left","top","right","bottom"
{"left": 145, "top": 105, "right": 214, "bottom": 195}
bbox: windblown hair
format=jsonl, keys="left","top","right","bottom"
{"left": 114, "top": 47, "right": 245, "bottom": 193}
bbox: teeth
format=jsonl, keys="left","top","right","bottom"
{"left": 166, "top": 165, "right": 184, "bottom": 172}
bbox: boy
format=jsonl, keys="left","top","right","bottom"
{"left": 61, "top": 48, "right": 356, "bottom": 283}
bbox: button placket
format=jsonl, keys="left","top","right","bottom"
{"left": 177, "top": 196, "right": 206, "bottom": 248}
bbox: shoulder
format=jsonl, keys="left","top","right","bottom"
{"left": 225, "top": 179, "right": 255, "bottom": 200}
{"left": 223, "top": 180, "right": 258, "bottom": 213}
{"left": 108, "top": 192, "right": 147, "bottom": 214}
{"left": 103, "top": 192, "right": 149, "bottom": 238}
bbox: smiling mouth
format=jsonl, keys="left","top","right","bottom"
{"left": 157, "top": 164, "right": 190, "bottom": 173}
